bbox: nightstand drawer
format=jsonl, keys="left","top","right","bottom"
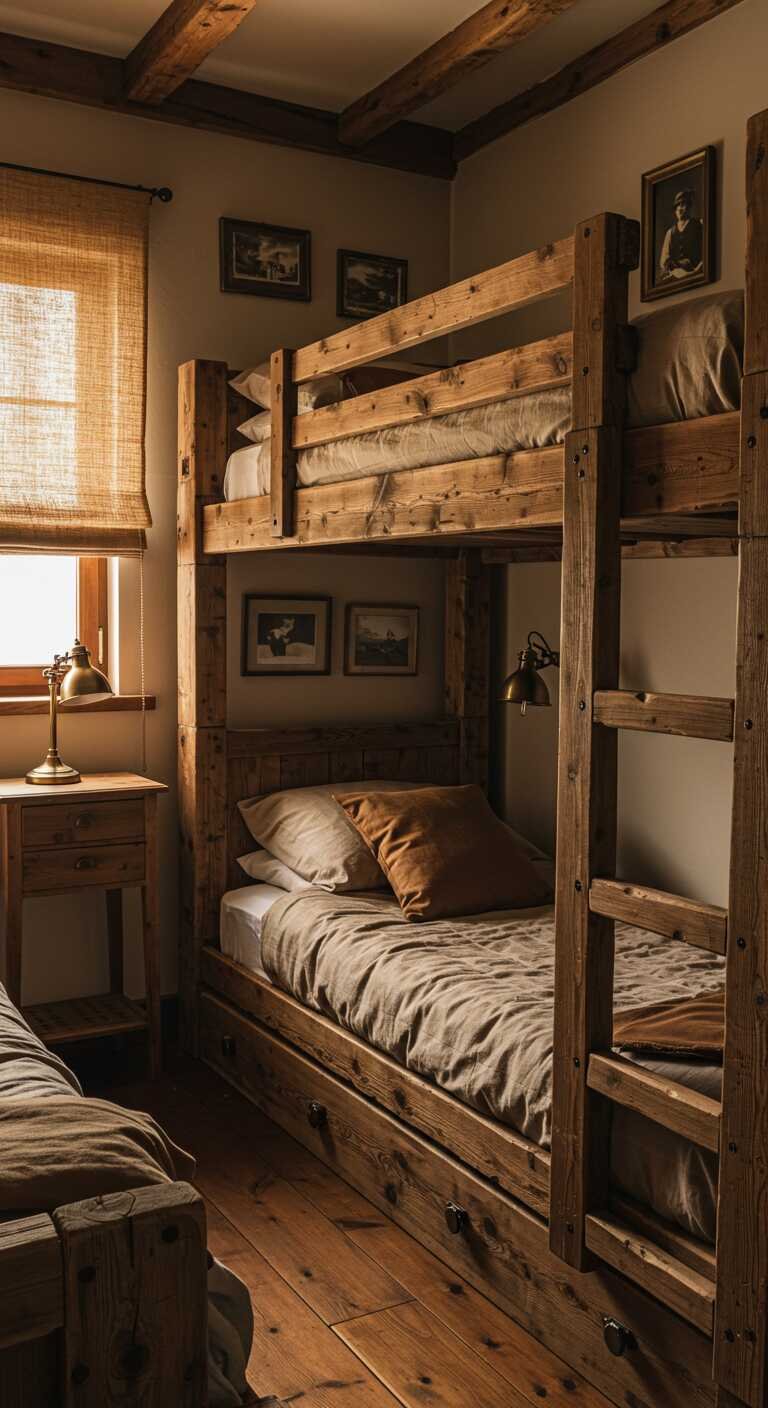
{"left": 22, "top": 798, "right": 145, "bottom": 849}
{"left": 22, "top": 842, "right": 145, "bottom": 894}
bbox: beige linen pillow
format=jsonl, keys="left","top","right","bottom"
{"left": 238, "top": 781, "right": 422, "bottom": 892}
{"left": 237, "top": 848, "right": 313, "bottom": 892}
{"left": 337, "top": 784, "right": 551, "bottom": 921}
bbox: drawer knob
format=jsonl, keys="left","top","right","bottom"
{"left": 221, "top": 1035, "right": 236, "bottom": 1060}
{"left": 73, "top": 813, "right": 94, "bottom": 830}
{"left": 444, "top": 1202, "right": 468, "bottom": 1235}
{"left": 307, "top": 1101, "right": 327, "bottom": 1129}
{"left": 603, "top": 1317, "right": 634, "bottom": 1357}
{"left": 74, "top": 856, "right": 97, "bottom": 871}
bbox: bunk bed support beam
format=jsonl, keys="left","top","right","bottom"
{"left": 444, "top": 550, "right": 491, "bottom": 788}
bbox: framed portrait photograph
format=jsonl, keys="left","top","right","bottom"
{"left": 241, "top": 595, "right": 331, "bottom": 676}
{"left": 641, "top": 146, "right": 716, "bottom": 301}
{"left": 337, "top": 249, "right": 408, "bottom": 320}
{"left": 344, "top": 604, "right": 419, "bottom": 676}
{"left": 220, "top": 218, "right": 311, "bottom": 301}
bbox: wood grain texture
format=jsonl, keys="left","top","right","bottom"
{"left": 593, "top": 689, "right": 735, "bottom": 741}
{"left": 124, "top": 0, "right": 260, "bottom": 103}
{"left": 623, "top": 412, "right": 740, "bottom": 514}
{"left": 745, "top": 108, "right": 768, "bottom": 373}
{"left": 0, "top": 774, "right": 165, "bottom": 803}
{"left": 21, "top": 799, "right": 145, "bottom": 849}
{"left": 201, "top": 950, "right": 551, "bottom": 1215}
{"left": 54, "top": 1183, "right": 207, "bottom": 1407}
{"left": 339, "top": 0, "right": 579, "bottom": 146}
{"left": 227, "top": 720, "right": 460, "bottom": 758}
{"left": 608, "top": 1192, "right": 716, "bottom": 1282}
{"left": 455, "top": 0, "right": 750, "bottom": 158}
{"left": 1, "top": 803, "right": 22, "bottom": 1005}
{"left": 293, "top": 239, "right": 574, "bottom": 382}
{"left": 0, "top": 1214, "right": 62, "bottom": 1350}
{"left": 21, "top": 841, "right": 144, "bottom": 895}
{"left": 444, "top": 551, "right": 491, "bottom": 786}
{"left": 270, "top": 348, "right": 297, "bottom": 538}
{"left": 294, "top": 334, "right": 573, "bottom": 450}
{"left": 587, "top": 1053, "right": 721, "bottom": 1152}
{"left": 590, "top": 878, "right": 727, "bottom": 955}
{"left": 585, "top": 1212, "right": 714, "bottom": 1334}
{"left": 24, "top": 993, "right": 148, "bottom": 1044}
{"left": 0, "top": 695, "right": 156, "bottom": 715}
{"left": 0, "top": 30, "right": 454, "bottom": 181}
{"left": 178, "top": 725, "right": 227, "bottom": 1052}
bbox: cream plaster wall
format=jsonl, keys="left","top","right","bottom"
{"left": 0, "top": 88, "right": 450, "bottom": 1005}
{"left": 453, "top": 0, "right": 765, "bottom": 905}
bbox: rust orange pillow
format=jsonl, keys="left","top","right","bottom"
{"left": 337, "top": 784, "right": 551, "bottom": 922}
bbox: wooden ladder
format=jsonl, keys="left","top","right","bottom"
{"left": 549, "top": 113, "right": 768, "bottom": 1408}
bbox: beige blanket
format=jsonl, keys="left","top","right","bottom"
{"left": 262, "top": 891, "right": 724, "bottom": 1241}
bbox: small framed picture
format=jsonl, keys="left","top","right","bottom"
{"left": 241, "top": 595, "right": 331, "bottom": 676}
{"left": 344, "top": 604, "right": 419, "bottom": 676}
{"left": 220, "top": 218, "right": 311, "bottom": 301}
{"left": 337, "top": 249, "right": 408, "bottom": 320}
{"left": 641, "top": 146, "right": 716, "bottom": 302}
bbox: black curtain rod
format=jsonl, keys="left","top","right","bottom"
{"left": 0, "top": 160, "right": 173, "bottom": 203}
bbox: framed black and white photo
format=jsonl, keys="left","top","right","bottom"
{"left": 344, "top": 604, "right": 418, "bottom": 676}
{"left": 220, "top": 218, "right": 311, "bottom": 301}
{"left": 337, "top": 249, "right": 408, "bottom": 320}
{"left": 641, "top": 146, "right": 716, "bottom": 302}
{"left": 241, "top": 595, "right": 331, "bottom": 676}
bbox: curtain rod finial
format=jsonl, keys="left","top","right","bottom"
{"left": 153, "top": 187, "right": 173, "bottom": 203}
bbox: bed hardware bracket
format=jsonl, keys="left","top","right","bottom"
{"left": 602, "top": 1318, "right": 636, "bottom": 1358}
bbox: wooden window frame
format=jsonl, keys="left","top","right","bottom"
{"left": 0, "top": 557, "right": 108, "bottom": 697}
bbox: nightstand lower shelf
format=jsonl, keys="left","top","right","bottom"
{"left": 25, "top": 993, "right": 148, "bottom": 1046}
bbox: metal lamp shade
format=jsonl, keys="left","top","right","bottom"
{"left": 58, "top": 641, "right": 113, "bottom": 706}
{"left": 501, "top": 649, "right": 551, "bottom": 709}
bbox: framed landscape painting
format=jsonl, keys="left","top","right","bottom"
{"left": 220, "top": 218, "right": 311, "bottom": 301}
{"left": 241, "top": 595, "right": 331, "bottom": 676}
{"left": 337, "top": 249, "right": 408, "bottom": 320}
{"left": 344, "top": 604, "right": 419, "bottom": 676}
{"left": 641, "top": 146, "right": 716, "bottom": 301}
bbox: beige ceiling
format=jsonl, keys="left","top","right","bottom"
{"left": 0, "top": 0, "right": 666, "bottom": 130}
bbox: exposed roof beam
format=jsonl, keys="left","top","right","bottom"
{"left": 338, "top": 0, "right": 581, "bottom": 149}
{"left": 455, "top": 0, "right": 748, "bottom": 159}
{"left": 0, "top": 30, "right": 455, "bottom": 181}
{"left": 124, "top": 0, "right": 260, "bottom": 104}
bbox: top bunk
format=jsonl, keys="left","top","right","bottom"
{"left": 179, "top": 209, "right": 746, "bottom": 560}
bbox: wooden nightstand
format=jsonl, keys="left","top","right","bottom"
{"left": 0, "top": 772, "right": 167, "bottom": 1077}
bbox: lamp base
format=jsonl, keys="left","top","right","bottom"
{"left": 25, "top": 752, "right": 81, "bottom": 786}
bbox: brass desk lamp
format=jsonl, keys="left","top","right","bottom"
{"left": 501, "top": 631, "right": 560, "bottom": 714}
{"left": 26, "top": 640, "right": 113, "bottom": 785}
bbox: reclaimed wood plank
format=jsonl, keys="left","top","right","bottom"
{"left": 270, "top": 347, "right": 297, "bottom": 538}
{"left": 593, "top": 689, "right": 735, "bottom": 741}
{"left": 585, "top": 1212, "right": 714, "bottom": 1335}
{"left": 623, "top": 413, "right": 740, "bottom": 515}
{"left": 0, "top": 1214, "right": 62, "bottom": 1350}
{"left": 587, "top": 1053, "right": 721, "bottom": 1152}
{"left": 590, "top": 878, "right": 727, "bottom": 955}
{"left": 124, "top": 0, "right": 260, "bottom": 103}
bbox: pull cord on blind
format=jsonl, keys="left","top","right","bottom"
{"left": 0, "top": 167, "right": 152, "bottom": 556}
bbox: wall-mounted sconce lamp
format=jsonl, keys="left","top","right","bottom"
{"left": 501, "top": 631, "right": 560, "bottom": 715}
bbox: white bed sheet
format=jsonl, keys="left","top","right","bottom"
{"left": 219, "top": 884, "right": 289, "bottom": 979}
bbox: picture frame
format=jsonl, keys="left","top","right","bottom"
{"left": 220, "top": 218, "right": 311, "bottom": 301}
{"left": 241, "top": 595, "right": 331, "bottom": 676}
{"left": 641, "top": 146, "right": 716, "bottom": 302}
{"left": 344, "top": 603, "right": 419, "bottom": 676}
{"left": 337, "top": 249, "right": 408, "bottom": 321}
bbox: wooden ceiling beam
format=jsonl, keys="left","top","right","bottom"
{"left": 124, "top": 0, "right": 260, "bottom": 105}
{"left": 0, "top": 30, "right": 455, "bottom": 181}
{"left": 339, "top": 0, "right": 580, "bottom": 149}
{"left": 455, "top": 0, "right": 749, "bottom": 159}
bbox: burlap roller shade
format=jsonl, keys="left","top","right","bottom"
{"left": 0, "top": 169, "right": 151, "bottom": 554}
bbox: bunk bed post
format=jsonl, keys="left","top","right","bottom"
{"left": 270, "top": 347, "right": 298, "bottom": 538}
{"left": 549, "top": 212, "right": 639, "bottom": 1269}
{"left": 714, "top": 105, "right": 768, "bottom": 1408}
{"left": 444, "top": 549, "right": 491, "bottom": 788}
{"left": 178, "top": 360, "right": 229, "bottom": 1053}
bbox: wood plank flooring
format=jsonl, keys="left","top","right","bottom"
{"left": 115, "top": 1059, "right": 613, "bottom": 1408}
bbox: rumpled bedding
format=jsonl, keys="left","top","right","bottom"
{"left": 261, "top": 890, "right": 725, "bottom": 1242}
{"left": 0, "top": 984, "right": 251, "bottom": 1406}
{"left": 224, "top": 289, "right": 744, "bottom": 502}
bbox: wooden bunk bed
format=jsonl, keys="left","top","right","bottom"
{"left": 178, "top": 105, "right": 767, "bottom": 1408}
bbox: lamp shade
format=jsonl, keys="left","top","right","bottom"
{"left": 58, "top": 640, "right": 113, "bottom": 706}
{"left": 501, "top": 648, "right": 551, "bottom": 708}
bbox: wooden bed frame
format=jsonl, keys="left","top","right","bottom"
{"left": 177, "top": 106, "right": 768, "bottom": 1408}
{"left": 1, "top": 1180, "right": 208, "bottom": 1406}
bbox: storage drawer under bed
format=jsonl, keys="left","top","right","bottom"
{"left": 199, "top": 988, "right": 716, "bottom": 1408}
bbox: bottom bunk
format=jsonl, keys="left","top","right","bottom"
{"left": 199, "top": 952, "right": 717, "bottom": 1408}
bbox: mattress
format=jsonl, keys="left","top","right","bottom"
{"left": 220, "top": 884, "right": 285, "bottom": 979}
{"left": 259, "top": 889, "right": 724, "bottom": 1242}
{"left": 224, "top": 288, "right": 744, "bottom": 503}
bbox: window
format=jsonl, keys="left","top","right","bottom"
{"left": 0, "top": 556, "right": 108, "bottom": 696}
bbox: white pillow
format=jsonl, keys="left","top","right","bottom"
{"left": 237, "top": 849, "right": 312, "bottom": 891}
{"left": 237, "top": 410, "right": 272, "bottom": 445}
{"left": 230, "top": 365, "right": 344, "bottom": 414}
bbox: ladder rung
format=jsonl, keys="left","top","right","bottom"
{"left": 590, "top": 878, "right": 727, "bottom": 955}
{"left": 585, "top": 1211, "right": 714, "bottom": 1335}
{"left": 593, "top": 690, "right": 734, "bottom": 741}
{"left": 587, "top": 1052, "right": 721, "bottom": 1151}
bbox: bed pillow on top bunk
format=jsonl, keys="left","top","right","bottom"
{"left": 231, "top": 359, "right": 439, "bottom": 442}
{"left": 238, "top": 781, "right": 422, "bottom": 892}
{"left": 237, "top": 848, "right": 313, "bottom": 891}
{"left": 338, "top": 784, "right": 551, "bottom": 922}
{"left": 627, "top": 288, "right": 743, "bottom": 427}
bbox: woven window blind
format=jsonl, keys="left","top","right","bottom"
{"left": 0, "top": 169, "right": 151, "bottom": 554}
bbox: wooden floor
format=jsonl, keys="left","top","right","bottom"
{"left": 114, "top": 1059, "right": 613, "bottom": 1408}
